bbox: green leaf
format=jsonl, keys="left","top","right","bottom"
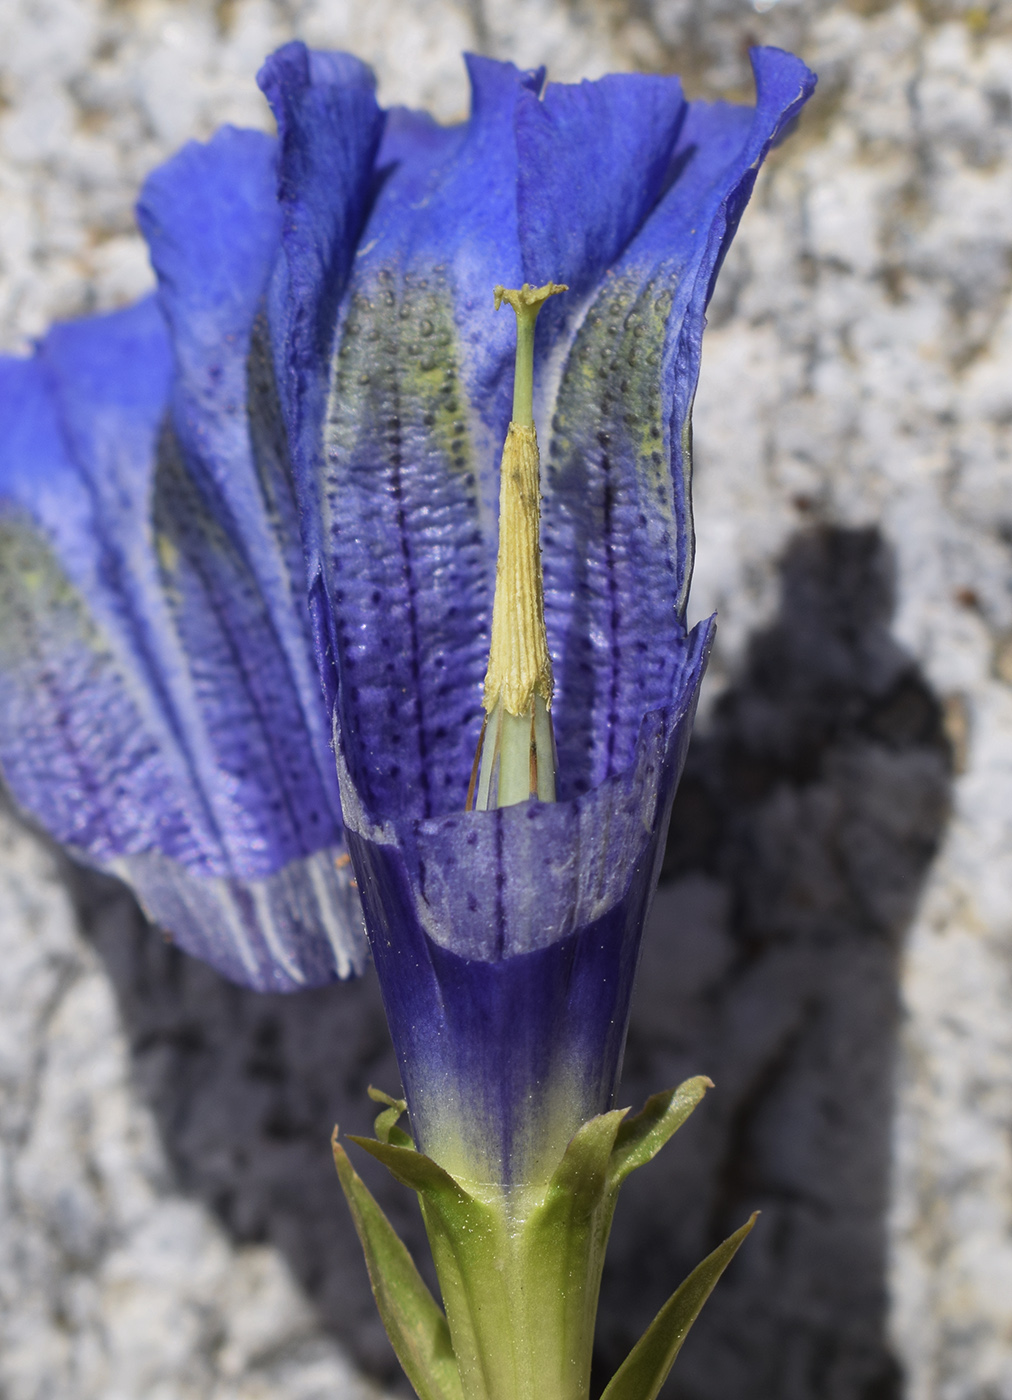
{"left": 600, "top": 1214, "right": 758, "bottom": 1400}
{"left": 608, "top": 1077, "right": 712, "bottom": 1191}
{"left": 331, "top": 1130, "right": 464, "bottom": 1400}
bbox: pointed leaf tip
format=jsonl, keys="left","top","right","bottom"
{"left": 367, "top": 1084, "right": 410, "bottom": 1143}
{"left": 550, "top": 1106, "right": 628, "bottom": 1208}
{"left": 347, "top": 1134, "right": 465, "bottom": 1197}
{"left": 600, "top": 1214, "right": 758, "bottom": 1400}
{"left": 609, "top": 1076, "right": 711, "bottom": 1190}
{"left": 367, "top": 1084, "right": 407, "bottom": 1108}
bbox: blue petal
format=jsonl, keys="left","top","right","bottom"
{"left": 633, "top": 48, "right": 817, "bottom": 284}
{"left": 543, "top": 47, "right": 816, "bottom": 797}
{"left": 356, "top": 55, "right": 542, "bottom": 405}
{"left": 257, "top": 42, "right": 384, "bottom": 710}
{"left": 377, "top": 104, "right": 465, "bottom": 178}
{"left": 515, "top": 71, "right": 686, "bottom": 350}
{"left": 517, "top": 73, "right": 685, "bottom": 293}
{"left": 136, "top": 120, "right": 350, "bottom": 863}
{"left": 306, "top": 52, "right": 814, "bottom": 827}
{"left": 0, "top": 307, "right": 211, "bottom": 867}
{"left": 114, "top": 845, "right": 363, "bottom": 990}
{"left": 343, "top": 618, "right": 713, "bottom": 1185}
{"left": 0, "top": 301, "right": 366, "bottom": 991}
{"left": 136, "top": 125, "right": 282, "bottom": 392}
{"left": 322, "top": 47, "right": 813, "bottom": 1177}
{"left": 309, "top": 58, "right": 545, "bottom": 824}
{"left": 134, "top": 126, "right": 288, "bottom": 588}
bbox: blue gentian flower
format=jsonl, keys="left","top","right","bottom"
{"left": 0, "top": 45, "right": 814, "bottom": 1191}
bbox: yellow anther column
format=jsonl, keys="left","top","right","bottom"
{"left": 469, "top": 281, "right": 567, "bottom": 811}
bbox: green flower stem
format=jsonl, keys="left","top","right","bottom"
{"left": 337, "top": 1078, "right": 755, "bottom": 1400}
{"left": 421, "top": 1138, "right": 618, "bottom": 1400}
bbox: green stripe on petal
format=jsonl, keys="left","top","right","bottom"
{"left": 322, "top": 266, "right": 490, "bottom": 820}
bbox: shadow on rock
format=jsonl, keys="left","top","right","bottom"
{"left": 67, "top": 523, "right": 951, "bottom": 1400}
{"left": 598, "top": 525, "right": 952, "bottom": 1400}
{"left": 65, "top": 864, "right": 419, "bottom": 1391}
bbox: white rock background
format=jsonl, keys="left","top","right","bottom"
{"left": 1, "top": 1, "right": 1011, "bottom": 1398}
{"left": 0, "top": 805, "right": 382, "bottom": 1400}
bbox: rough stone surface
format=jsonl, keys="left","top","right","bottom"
{"left": 0, "top": 802, "right": 382, "bottom": 1400}
{"left": 1, "top": 2, "right": 1012, "bottom": 1399}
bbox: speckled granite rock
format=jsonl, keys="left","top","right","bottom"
{"left": 1, "top": 2, "right": 1011, "bottom": 1398}
{"left": 685, "top": 12, "right": 1012, "bottom": 1398}
{"left": 0, "top": 802, "right": 382, "bottom": 1400}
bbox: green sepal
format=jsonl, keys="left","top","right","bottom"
{"left": 548, "top": 1107, "right": 628, "bottom": 1218}
{"left": 330, "top": 1129, "right": 464, "bottom": 1400}
{"left": 527, "top": 1106, "right": 629, "bottom": 1323}
{"left": 346, "top": 1136, "right": 502, "bottom": 1301}
{"left": 368, "top": 1084, "right": 415, "bottom": 1147}
{"left": 338, "top": 1077, "right": 727, "bottom": 1400}
{"left": 504, "top": 1107, "right": 628, "bottom": 1397}
{"left": 608, "top": 1076, "right": 712, "bottom": 1192}
{"left": 600, "top": 1213, "right": 758, "bottom": 1400}
{"left": 349, "top": 1135, "right": 513, "bottom": 1400}
{"left": 348, "top": 1135, "right": 477, "bottom": 1208}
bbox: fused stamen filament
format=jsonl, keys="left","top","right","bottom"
{"left": 470, "top": 281, "right": 566, "bottom": 812}
{"left": 468, "top": 694, "right": 557, "bottom": 811}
